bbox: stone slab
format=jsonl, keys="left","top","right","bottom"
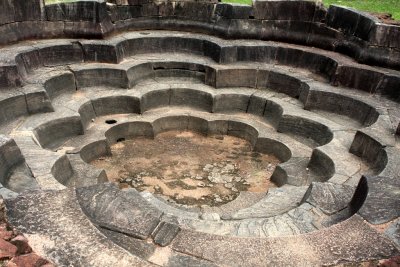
{"left": 5, "top": 188, "right": 155, "bottom": 266}
{"left": 76, "top": 183, "right": 162, "bottom": 239}
{"left": 357, "top": 176, "right": 400, "bottom": 225}
{"left": 171, "top": 215, "right": 399, "bottom": 266}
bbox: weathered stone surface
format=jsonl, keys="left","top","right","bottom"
{"left": 226, "top": 186, "right": 308, "bottom": 219}
{"left": 385, "top": 219, "right": 400, "bottom": 248}
{"left": 357, "top": 176, "right": 400, "bottom": 225}
{"left": 167, "top": 252, "right": 219, "bottom": 267}
{"left": 215, "top": 3, "right": 253, "bottom": 19}
{"left": 0, "top": 0, "right": 42, "bottom": 25}
{"left": 213, "top": 93, "right": 250, "bottom": 113}
{"left": 0, "top": 3, "right": 399, "bottom": 265}
{"left": 278, "top": 115, "right": 333, "bottom": 146}
{"left": 152, "top": 222, "right": 181, "bottom": 247}
{"left": 254, "top": 0, "right": 317, "bottom": 21}
{"left": 0, "top": 136, "right": 24, "bottom": 187}
{"left": 326, "top": 5, "right": 378, "bottom": 40}
{"left": 349, "top": 131, "right": 387, "bottom": 172}
{"left": 99, "top": 228, "right": 156, "bottom": 260}
{"left": 41, "top": 45, "right": 82, "bottom": 68}
{"left": 301, "top": 182, "right": 354, "bottom": 215}
{"left": 91, "top": 95, "right": 140, "bottom": 116}
{"left": 369, "top": 23, "right": 400, "bottom": 48}
{"left": 76, "top": 183, "right": 162, "bottom": 239}
{"left": 43, "top": 72, "right": 76, "bottom": 99}
{"left": 22, "top": 85, "right": 54, "bottom": 115}
{"left": 170, "top": 88, "right": 213, "bottom": 112}
{"left": 377, "top": 74, "right": 400, "bottom": 101}
{"left": 0, "top": 93, "right": 28, "bottom": 125}
{"left": 171, "top": 215, "right": 399, "bottom": 266}
{"left": 215, "top": 69, "right": 257, "bottom": 88}
{"left": 303, "top": 88, "right": 379, "bottom": 125}
{"left": 0, "top": 65, "right": 22, "bottom": 89}
{"left": 333, "top": 66, "right": 384, "bottom": 93}
{"left": 73, "top": 67, "right": 129, "bottom": 88}
{"left": 66, "top": 154, "right": 107, "bottom": 188}
{"left": 5, "top": 189, "right": 154, "bottom": 266}
{"left": 33, "top": 116, "right": 84, "bottom": 149}
{"left": 46, "top": 2, "right": 107, "bottom": 22}
{"left": 271, "top": 157, "right": 311, "bottom": 186}
{"left": 4, "top": 162, "right": 38, "bottom": 193}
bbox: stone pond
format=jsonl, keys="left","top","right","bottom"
{"left": 0, "top": 0, "right": 399, "bottom": 266}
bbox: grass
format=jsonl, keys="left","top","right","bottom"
{"left": 322, "top": 0, "right": 400, "bottom": 20}
{"left": 223, "top": 0, "right": 400, "bottom": 20}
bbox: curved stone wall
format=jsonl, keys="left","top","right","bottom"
{"left": 1, "top": 0, "right": 400, "bottom": 69}
{"left": 0, "top": 1, "right": 398, "bottom": 266}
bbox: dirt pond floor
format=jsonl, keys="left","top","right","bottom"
{"left": 91, "top": 131, "right": 281, "bottom": 207}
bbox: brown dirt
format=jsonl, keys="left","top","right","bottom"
{"left": 368, "top": 12, "right": 400, "bottom": 25}
{"left": 91, "top": 131, "right": 280, "bottom": 207}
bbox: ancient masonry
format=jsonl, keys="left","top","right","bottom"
{"left": 0, "top": 0, "right": 399, "bottom": 266}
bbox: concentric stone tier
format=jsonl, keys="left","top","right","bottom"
{"left": 0, "top": 1, "right": 399, "bottom": 266}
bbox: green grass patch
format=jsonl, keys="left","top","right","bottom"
{"left": 222, "top": 0, "right": 400, "bottom": 20}
{"left": 323, "top": 0, "right": 400, "bottom": 20}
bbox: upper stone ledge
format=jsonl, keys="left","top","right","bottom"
{"left": 1, "top": 31, "right": 400, "bottom": 105}
{"left": 0, "top": 0, "right": 399, "bottom": 69}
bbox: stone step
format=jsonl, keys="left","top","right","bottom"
{"left": 224, "top": 185, "right": 308, "bottom": 220}
{"left": 175, "top": 202, "right": 324, "bottom": 238}
{"left": 66, "top": 154, "right": 108, "bottom": 188}
{"left": 170, "top": 215, "right": 399, "bottom": 266}
{"left": 301, "top": 182, "right": 355, "bottom": 215}
{"left": 5, "top": 187, "right": 156, "bottom": 266}
{"left": 76, "top": 183, "right": 163, "bottom": 240}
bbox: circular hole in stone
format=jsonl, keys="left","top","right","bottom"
{"left": 105, "top": 119, "right": 117, "bottom": 125}
{"left": 90, "top": 131, "right": 281, "bottom": 207}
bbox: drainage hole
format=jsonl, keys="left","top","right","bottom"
{"left": 106, "top": 119, "right": 117, "bottom": 124}
{"left": 116, "top": 138, "right": 126, "bottom": 143}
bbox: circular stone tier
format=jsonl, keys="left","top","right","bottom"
{"left": 0, "top": 0, "right": 399, "bottom": 266}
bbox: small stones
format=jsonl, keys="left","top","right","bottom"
{"left": 194, "top": 175, "right": 204, "bottom": 180}
{"left": 224, "top": 183, "right": 233, "bottom": 189}
{"left": 203, "top": 164, "right": 213, "bottom": 172}
{"left": 94, "top": 131, "right": 278, "bottom": 207}
{"left": 213, "top": 194, "right": 223, "bottom": 203}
